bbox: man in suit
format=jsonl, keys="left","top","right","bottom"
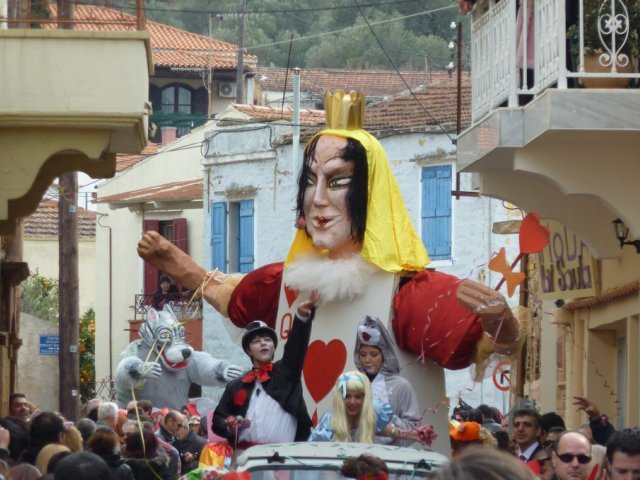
{"left": 513, "top": 408, "right": 543, "bottom": 461}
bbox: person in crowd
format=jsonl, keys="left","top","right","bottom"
{"left": 551, "top": 431, "right": 592, "bottom": 480}
{"left": 122, "top": 428, "right": 172, "bottom": 480}
{"left": 573, "top": 396, "right": 616, "bottom": 446}
{"left": 341, "top": 454, "right": 388, "bottom": 479}
{"left": 188, "top": 415, "right": 201, "bottom": 436}
{"left": 493, "top": 429, "right": 515, "bottom": 455}
{"left": 9, "top": 394, "right": 31, "bottom": 424}
{"left": 8, "top": 463, "right": 41, "bottom": 480}
{"left": 75, "top": 418, "right": 96, "bottom": 449}
{"left": 122, "top": 417, "right": 179, "bottom": 480}
{"left": 53, "top": 451, "right": 112, "bottom": 480}
{"left": 0, "top": 416, "right": 30, "bottom": 465}
{"left": 353, "top": 316, "right": 420, "bottom": 446}
{"left": 450, "top": 421, "right": 496, "bottom": 457}
{"left": 310, "top": 370, "right": 434, "bottom": 445}
{"left": 546, "top": 427, "right": 566, "bottom": 449}
{"left": 478, "top": 404, "right": 503, "bottom": 433}
{"left": 97, "top": 402, "right": 119, "bottom": 431}
{"left": 435, "top": 447, "right": 538, "bottom": 480}
{"left": 534, "top": 448, "right": 554, "bottom": 480}
{"left": 23, "top": 412, "right": 66, "bottom": 464}
{"left": 35, "top": 443, "right": 70, "bottom": 477}
{"left": 173, "top": 416, "right": 206, "bottom": 475}
{"left": 61, "top": 425, "right": 83, "bottom": 452}
{"left": 152, "top": 275, "right": 180, "bottom": 310}
{"left": 85, "top": 398, "right": 102, "bottom": 422}
{"left": 157, "top": 410, "right": 185, "bottom": 451}
{"left": 513, "top": 408, "right": 543, "bottom": 461}
{"left": 602, "top": 428, "right": 640, "bottom": 480}
{"left": 539, "top": 412, "right": 567, "bottom": 448}
{"left": 213, "top": 293, "right": 318, "bottom": 449}
{"left": 87, "top": 427, "right": 133, "bottom": 480}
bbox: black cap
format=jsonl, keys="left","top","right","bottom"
{"left": 241, "top": 320, "right": 278, "bottom": 352}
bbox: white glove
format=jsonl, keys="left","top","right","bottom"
{"left": 138, "top": 362, "right": 162, "bottom": 379}
{"left": 223, "top": 364, "right": 245, "bottom": 381}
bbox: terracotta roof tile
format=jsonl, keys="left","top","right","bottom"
{"left": 256, "top": 66, "right": 468, "bottom": 97}
{"left": 96, "top": 179, "right": 202, "bottom": 204}
{"left": 218, "top": 104, "right": 325, "bottom": 125}
{"left": 24, "top": 199, "right": 96, "bottom": 240}
{"left": 47, "top": 4, "right": 256, "bottom": 70}
{"left": 116, "top": 142, "right": 159, "bottom": 172}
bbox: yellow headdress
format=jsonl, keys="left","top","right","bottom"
{"left": 285, "top": 90, "right": 429, "bottom": 273}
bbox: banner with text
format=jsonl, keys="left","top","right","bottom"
{"left": 537, "top": 220, "right": 597, "bottom": 300}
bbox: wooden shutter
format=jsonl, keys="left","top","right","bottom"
{"left": 172, "top": 218, "right": 188, "bottom": 253}
{"left": 143, "top": 220, "right": 160, "bottom": 294}
{"left": 421, "top": 165, "right": 452, "bottom": 260}
{"left": 238, "top": 200, "right": 255, "bottom": 273}
{"left": 211, "top": 202, "right": 227, "bottom": 273}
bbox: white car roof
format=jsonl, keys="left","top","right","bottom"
{"left": 237, "top": 442, "right": 448, "bottom": 473}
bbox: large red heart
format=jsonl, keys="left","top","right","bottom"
{"left": 519, "top": 211, "right": 550, "bottom": 254}
{"left": 303, "top": 339, "right": 347, "bottom": 404}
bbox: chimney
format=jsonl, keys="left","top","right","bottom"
{"left": 161, "top": 126, "right": 177, "bottom": 145}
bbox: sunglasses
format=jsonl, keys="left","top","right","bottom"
{"left": 557, "top": 453, "right": 592, "bottom": 465}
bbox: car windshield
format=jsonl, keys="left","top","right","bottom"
{"left": 248, "top": 467, "right": 437, "bottom": 480}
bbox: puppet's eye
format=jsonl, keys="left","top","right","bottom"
{"left": 329, "top": 176, "right": 352, "bottom": 188}
{"left": 177, "top": 326, "right": 186, "bottom": 337}
{"left": 157, "top": 328, "right": 173, "bottom": 342}
{"left": 306, "top": 174, "right": 316, "bottom": 186}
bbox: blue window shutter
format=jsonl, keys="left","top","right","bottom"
{"left": 211, "top": 202, "right": 227, "bottom": 273}
{"left": 421, "top": 165, "right": 452, "bottom": 260}
{"left": 238, "top": 199, "right": 255, "bottom": 273}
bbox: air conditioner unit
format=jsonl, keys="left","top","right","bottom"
{"left": 219, "top": 81, "right": 237, "bottom": 98}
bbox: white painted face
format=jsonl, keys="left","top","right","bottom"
{"left": 303, "top": 135, "right": 362, "bottom": 259}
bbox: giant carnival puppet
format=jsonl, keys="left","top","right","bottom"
{"left": 137, "top": 91, "right": 523, "bottom": 454}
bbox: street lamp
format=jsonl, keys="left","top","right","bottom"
{"left": 612, "top": 218, "right": 640, "bottom": 253}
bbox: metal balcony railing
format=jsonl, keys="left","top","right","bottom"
{"left": 470, "top": 0, "right": 640, "bottom": 121}
{"left": 132, "top": 293, "right": 203, "bottom": 322}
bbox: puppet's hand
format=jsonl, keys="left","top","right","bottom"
{"left": 223, "top": 364, "right": 245, "bottom": 381}
{"left": 138, "top": 231, "right": 172, "bottom": 260}
{"left": 139, "top": 362, "right": 162, "bottom": 379}
{"left": 457, "top": 279, "right": 520, "bottom": 354}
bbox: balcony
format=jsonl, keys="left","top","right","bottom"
{"left": 131, "top": 293, "right": 203, "bottom": 322}
{"left": 458, "top": 0, "right": 640, "bottom": 258}
{"left": 0, "top": 26, "right": 152, "bottom": 234}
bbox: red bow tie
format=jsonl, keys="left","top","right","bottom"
{"left": 242, "top": 363, "right": 273, "bottom": 383}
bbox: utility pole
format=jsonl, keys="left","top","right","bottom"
{"left": 57, "top": 0, "right": 80, "bottom": 421}
{"left": 235, "top": 0, "right": 245, "bottom": 104}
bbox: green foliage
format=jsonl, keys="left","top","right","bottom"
{"left": 21, "top": 270, "right": 59, "bottom": 323}
{"left": 114, "top": 0, "right": 465, "bottom": 70}
{"left": 79, "top": 308, "right": 96, "bottom": 401}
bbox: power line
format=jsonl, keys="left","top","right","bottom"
{"left": 353, "top": 0, "right": 455, "bottom": 143}
{"left": 87, "top": 0, "right": 435, "bottom": 16}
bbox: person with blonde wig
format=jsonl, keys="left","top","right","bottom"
{"left": 35, "top": 443, "right": 70, "bottom": 475}
{"left": 310, "top": 371, "right": 434, "bottom": 445}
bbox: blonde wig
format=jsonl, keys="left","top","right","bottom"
{"left": 331, "top": 370, "right": 376, "bottom": 443}
{"left": 35, "top": 443, "right": 71, "bottom": 474}
{"left": 61, "top": 425, "right": 84, "bottom": 452}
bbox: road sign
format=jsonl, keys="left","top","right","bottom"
{"left": 492, "top": 359, "right": 511, "bottom": 392}
{"left": 39, "top": 335, "right": 60, "bottom": 355}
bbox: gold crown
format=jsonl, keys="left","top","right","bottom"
{"left": 324, "top": 90, "right": 365, "bottom": 130}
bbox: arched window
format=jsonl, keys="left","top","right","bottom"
{"left": 161, "top": 84, "right": 192, "bottom": 114}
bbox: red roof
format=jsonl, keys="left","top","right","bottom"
{"left": 219, "top": 104, "right": 325, "bottom": 125}
{"left": 116, "top": 142, "right": 159, "bottom": 172}
{"left": 47, "top": 3, "right": 256, "bottom": 70}
{"left": 257, "top": 66, "right": 468, "bottom": 97}
{"left": 24, "top": 199, "right": 96, "bottom": 240}
{"left": 96, "top": 179, "right": 203, "bottom": 205}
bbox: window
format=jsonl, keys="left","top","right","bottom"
{"left": 211, "top": 200, "right": 255, "bottom": 273}
{"left": 161, "top": 84, "right": 193, "bottom": 136}
{"left": 421, "top": 165, "right": 452, "bottom": 261}
{"left": 143, "top": 218, "right": 188, "bottom": 294}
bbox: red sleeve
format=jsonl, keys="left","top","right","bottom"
{"left": 392, "top": 270, "right": 483, "bottom": 370}
{"left": 227, "top": 262, "right": 284, "bottom": 329}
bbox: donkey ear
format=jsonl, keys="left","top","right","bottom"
{"left": 163, "top": 303, "right": 176, "bottom": 318}
{"left": 146, "top": 307, "right": 159, "bottom": 324}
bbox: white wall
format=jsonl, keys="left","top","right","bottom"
{"left": 94, "top": 128, "right": 208, "bottom": 383}
{"left": 17, "top": 313, "right": 60, "bottom": 412}
{"left": 200, "top": 126, "right": 521, "bottom": 411}
{"left": 23, "top": 238, "right": 96, "bottom": 314}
